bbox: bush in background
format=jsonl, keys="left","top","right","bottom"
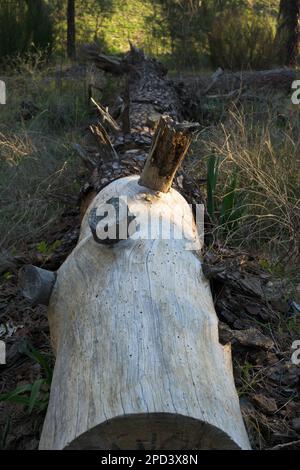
{"left": 208, "top": 9, "right": 276, "bottom": 70}
{"left": 0, "top": 0, "right": 53, "bottom": 62}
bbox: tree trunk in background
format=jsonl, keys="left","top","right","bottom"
{"left": 276, "top": 0, "right": 300, "bottom": 67}
{"left": 67, "top": 0, "right": 76, "bottom": 60}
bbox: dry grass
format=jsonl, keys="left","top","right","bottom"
{"left": 0, "top": 57, "right": 120, "bottom": 269}
{"left": 191, "top": 97, "right": 300, "bottom": 269}
{"left": 0, "top": 64, "right": 92, "bottom": 264}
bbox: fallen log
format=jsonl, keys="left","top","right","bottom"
{"left": 21, "top": 116, "right": 250, "bottom": 450}
{"left": 187, "top": 68, "right": 296, "bottom": 95}
{"left": 80, "top": 46, "right": 204, "bottom": 216}
{"left": 85, "top": 43, "right": 184, "bottom": 129}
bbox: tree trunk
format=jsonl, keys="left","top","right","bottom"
{"left": 187, "top": 68, "right": 297, "bottom": 96}
{"left": 20, "top": 48, "right": 250, "bottom": 449}
{"left": 275, "top": 0, "right": 300, "bottom": 67}
{"left": 85, "top": 44, "right": 184, "bottom": 129}
{"left": 38, "top": 175, "right": 250, "bottom": 450}
{"left": 67, "top": 0, "right": 76, "bottom": 60}
{"left": 34, "top": 117, "right": 250, "bottom": 451}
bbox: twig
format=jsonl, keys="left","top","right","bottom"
{"left": 90, "top": 97, "right": 121, "bottom": 132}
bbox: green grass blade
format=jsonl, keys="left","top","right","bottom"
{"left": 28, "top": 378, "right": 44, "bottom": 414}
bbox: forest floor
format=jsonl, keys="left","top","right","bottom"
{"left": 0, "top": 59, "right": 300, "bottom": 450}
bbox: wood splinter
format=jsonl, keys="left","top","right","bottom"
{"left": 19, "top": 265, "right": 56, "bottom": 306}
{"left": 139, "top": 115, "right": 200, "bottom": 193}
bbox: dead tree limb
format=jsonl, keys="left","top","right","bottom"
{"left": 19, "top": 265, "right": 56, "bottom": 306}
{"left": 90, "top": 97, "right": 121, "bottom": 132}
{"left": 89, "top": 123, "right": 118, "bottom": 162}
{"left": 191, "top": 68, "right": 296, "bottom": 95}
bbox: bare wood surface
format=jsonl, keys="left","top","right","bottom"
{"left": 89, "top": 122, "right": 119, "bottom": 162}
{"left": 39, "top": 175, "right": 250, "bottom": 450}
{"left": 19, "top": 265, "right": 56, "bottom": 306}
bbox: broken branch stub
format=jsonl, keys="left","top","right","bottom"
{"left": 90, "top": 97, "right": 121, "bottom": 132}
{"left": 139, "top": 116, "right": 199, "bottom": 193}
{"left": 19, "top": 265, "right": 56, "bottom": 306}
{"left": 89, "top": 196, "right": 137, "bottom": 245}
{"left": 39, "top": 175, "right": 251, "bottom": 450}
{"left": 89, "top": 123, "right": 118, "bottom": 162}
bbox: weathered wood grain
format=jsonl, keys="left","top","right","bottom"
{"left": 18, "top": 265, "right": 56, "bottom": 306}
{"left": 39, "top": 175, "right": 250, "bottom": 450}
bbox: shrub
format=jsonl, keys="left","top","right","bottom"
{"left": 0, "top": 0, "right": 53, "bottom": 62}
{"left": 208, "top": 9, "right": 276, "bottom": 70}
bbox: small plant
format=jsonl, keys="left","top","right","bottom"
{"left": 37, "top": 239, "right": 62, "bottom": 259}
{"left": 0, "top": 342, "right": 53, "bottom": 414}
{"left": 2, "top": 271, "right": 13, "bottom": 281}
{"left": 206, "top": 154, "right": 243, "bottom": 236}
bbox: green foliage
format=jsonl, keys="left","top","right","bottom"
{"left": 209, "top": 8, "right": 276, "bottom": 69}
{"left": 0, "top": 0, "right": 53, "bottom": 61}
{"left": 206, "top": 154, "right": 243, "bottom": 235}
{"left": 25, "top": 0, "right": 53, "bottom": 53}
{"left": 2, "top": 271, "right": 13, "bottom": 282}
{"left": 219, "top": 168, "right": 244, "bottom": 233}
{"left": 0, "top": 0, "right": 285, "bottom": 69}
{"left": 0, "top": 343, "right": 53, "bottom": 414}
{"left": 207, "top": 154, "right": 220, "bottom": 219}
{"left": 37, "top": 240, "right": 61, "bottom": 257}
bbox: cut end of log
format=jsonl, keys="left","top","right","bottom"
{"left": 19, "top": 265, "right": 56, "bottom": 306}
{"left": 63, "top": 413, "right": 243, "bottom": 450}
{"left": 139, "top": 115, "right": 199, "bottom": 193}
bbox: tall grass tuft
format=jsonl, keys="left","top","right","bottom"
{"left": 193, "top": 99, "right": 300, "bottom": 264}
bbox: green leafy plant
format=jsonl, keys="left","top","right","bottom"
{"left": 0, "top": 343, "right": 53, "bottom": 414}
{"left": 206, "top": 154, "right": 243, "bottom": 236}
{"left": 219, "top": 167, "right": 245, "bottom": 233}
{"left": 2, "top": 271, "right": 13, "bottom": 281}
{"left": 37, "top": 239, "right": 62, "bottom": 258}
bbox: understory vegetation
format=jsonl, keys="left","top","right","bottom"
{"left": 1, "top": 63, "right": 299, "bottom": 295}
{"left": 193, "top": 98, "right": 300, "bottom": 262}
{"left": 0, "top": 0, "right": 300, "bottom": 452}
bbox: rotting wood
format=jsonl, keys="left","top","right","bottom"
{"left": 37, "top": 175, "right": 251, "bottom": 450}
{"left": 139, "top": 116, "right": 200, "bottom": 193}
{"left": 85, "top": 43, "right": 184, "bottom": 129}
